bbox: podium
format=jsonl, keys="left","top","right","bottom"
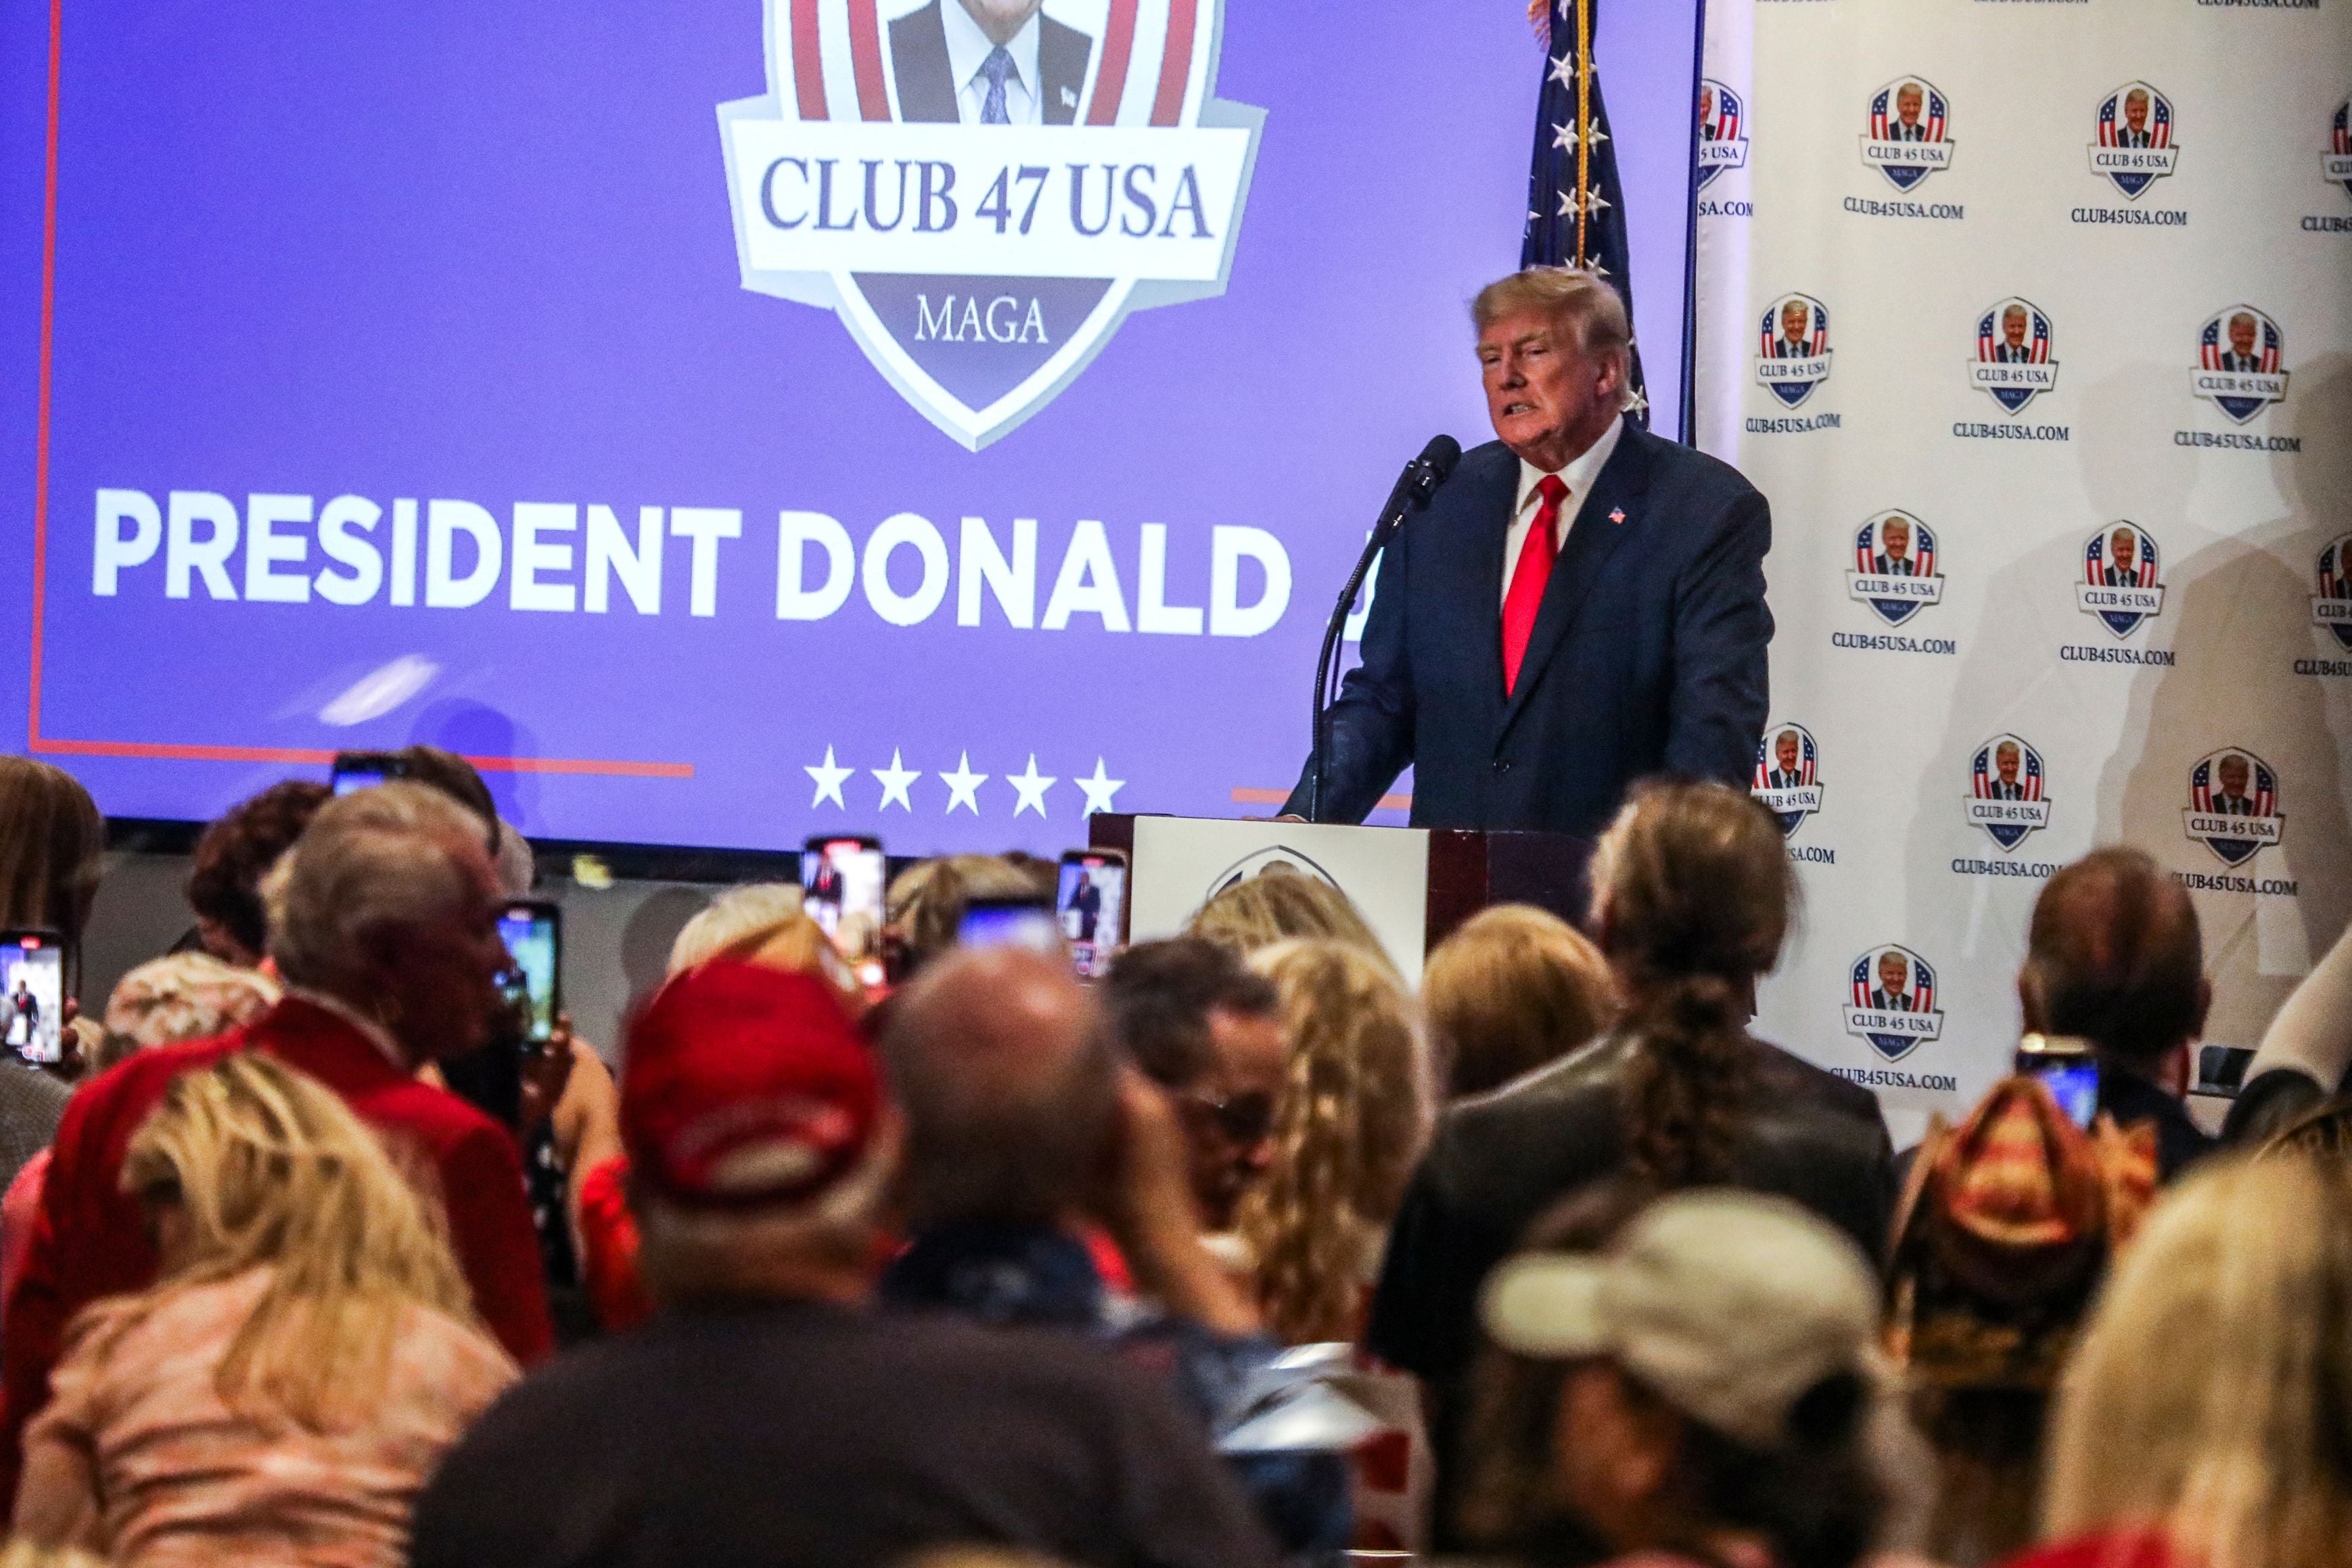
{"left": 1087, "top": 814, "right": 1594, "bottom": 983}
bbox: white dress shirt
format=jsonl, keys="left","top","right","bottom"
{"left": 285, "top": 986, "right": 409, "bottom": 1071}
{"left": 1502, "top": 413, "right": 1624, "bottom": 608}
{"left": 942, "top": 0, "right": 1042, "bottom": 125}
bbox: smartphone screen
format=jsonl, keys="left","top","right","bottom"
{"left": 0, "top": 931, "right": 66, "bottom": 1065}
{"left": 802, "top": 837, "right": 886, "bottom": 961}
{"left": 496, "top": 902, "right": 561, "bottom": 1044}
{"left": 2016, "top": 1042, "right": 2099, "bottom": 1130}
{"left": 330, "top": 751, "right": 407, "bottom": 796}
{"left": 958, "top": 898, "right": 1063, "bottom": 956}
{"left": 1057, "top": 851, "right": 1127, "bottom": 979}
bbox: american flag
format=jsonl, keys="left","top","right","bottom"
{"left": 1851, "top": 950, "right": 1935, "bottom": 1012}
{"left": 1973, "top": 742, "right": 2043, "bottom": 801}
{"left": 2192, "top": 756, "right": 2276, "bottom": 816}
{"left": 1753, "top": 729, "right": 1816, "bottom": 789}
{"left": 2086, "top": 530, "right": 2156, "bottom": 587}
{"left": 1762, "top": 300, "right": 1827, "bottom": 360}
{"left": 1704, "top": 83, "right": 1740, "bottom": 143}
{"left": 1979, "top": 304, "right": 2050, "bottom": 363}
{"left": 1870, "top": 83, "right": 1945, "bottom": 141}
{"left": 1523, "top": 0, "right": 1648, "bottom": 427}
{"left": 1855, "top": 517, "right": 1933, "bottom": 575}
{"left": 2201, "top": 313, "right": 2282, "bottom": 372}
{"left": 2098, "top": 91, "right": 2171, "bottom": 147}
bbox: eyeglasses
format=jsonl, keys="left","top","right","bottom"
{"left": 1180, "top": 1088, "right": 1276, "bottom": 1146}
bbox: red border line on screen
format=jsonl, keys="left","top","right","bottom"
{"left": 24, "top": 0, "right": 692, "bottom": 784}
{"left": 28, "top": 0, "right": 61, "bottom": 748}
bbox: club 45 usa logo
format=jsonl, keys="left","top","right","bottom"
{"left": 1964, "top": 734, "right": 2051, "bottom": 852}
{"left": 1752, "top": 722, "right": 1823, "bottom": 838}
{"left": 718, "top": 0, "right": 1264, "bottom": 450}
{"left": 2315, "top": 534, "right": 2352, "bottom": 650}
{"left": 1847, "top": 509, "right": 1941, "bottom": 627}
{"left": 2078, "top": 522, "right": 2164, "bottom": 640}
{"left": 1846, "top": 944, "right": 1943, "bottom": 1064}
{"left": 2184, "top": 748, "right": 2283, "bottom": 869}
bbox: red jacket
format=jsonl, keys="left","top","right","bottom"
{"left": 0, "top": 996, "right": 554, "bottom": 1517}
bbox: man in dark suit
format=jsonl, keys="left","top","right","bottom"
{"left": 2116, "top": 89, "right": 2154, "bottom": 148}
{"left": 2213, "top": 754, "right": 2257, "bottom": 814}
{"left": 2217, "top": 313, "right": 2263, "bottom": 374}
{"left": 5, "top": 982, "right": 35, "bottom": 1055}
{"left": 1986, "top": 741, "right": 2027, "bottom": 801}
{"left": 1872, "top": 514, "right": 1917, "bottom": 576}
{"left": 1766, "top": 729, "right": 1805, "bottom": 791}
{"left": 1771, "top": 297, "right": 1815, "bottom": 359}
{"left": 1868, "top": 950, "right": 1914, "bottom": 1012}
{"left": 1063, "top": 871, "right": 1101, "bottom": 942}
{"left": 1887, "top": 82, "right": 1931, "bottom": 142}
{"left": 890, "top": 0, "right": 1092, "bottom": 126}
{"left": 1992, "top": 305, "right": 2035, "bottom": 364}
{"left": 1699, "top": 85, "right": 1719, "bottom": 140}
{"left": 1284, "top": 267, "right": 1772, "bottom": 837}
{"left": 2102, "top": 526, "right": 2142, "bottom": 586}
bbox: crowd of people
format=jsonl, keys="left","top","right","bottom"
{"left": 0, "top": 750, "right": 2341, "bottom": 1567}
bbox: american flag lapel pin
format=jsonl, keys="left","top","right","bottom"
{"left": 1609, "top": 507, "right": 1627, "bottom": 525}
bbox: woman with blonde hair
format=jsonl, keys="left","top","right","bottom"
{"left": 2020, "top": 1153, "right": 2352, "bottom": 1568}
{"left": 1423, "top": 904, "right": 1619, "bottom": 1099}
{"left": 14, "top": 1054, "right": 514, "bottom": 1565}
{"left": 1189, "top": 867, "right": 1394, "bottom": 976}
{"left": 1237, "top": 938, "right": 1429, "bottom": 1345}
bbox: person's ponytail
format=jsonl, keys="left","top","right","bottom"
{"left": 1622, "top": 971, "right": 1752, "bottom": 1186}
{"left": 1589, "top": 782, "right": 1794, "bottom": 1191}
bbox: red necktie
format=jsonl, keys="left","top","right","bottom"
{"left": 1502, "top": 475, "right": 1567, "bottom": 695}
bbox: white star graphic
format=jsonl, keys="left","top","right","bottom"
{"left": 1548, "top": 51, "right": 1575, "bottom": 90}
{"left": 1623, "top": 386, "right": 1650, "bottom": 416}
{"left": 1590, "top": 259, "right": 1612, "bottom": 277}
{"left": 1008, "top": 754, "right": 1057, "bottom": 819}
{"left": 1552, "top": 121, "right": 1578, "bottom": 154}
{"left": 804, "top": 745, "right": 852, "bottom": 810}
{"left": 940, "top": 751, "right": 988, "bottom": 815}
{"left": 1076, "top": 758, "right": 1126, "bottom": 816}
{"left": 871, "top": 748, "right": 920, "bottom": 812}
{"left": 1557, "top": 189, "right": 1579, "bottom": 218}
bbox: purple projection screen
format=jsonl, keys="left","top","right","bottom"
{"left": 0, "top": 0, "right": 1701, "bottom": 852}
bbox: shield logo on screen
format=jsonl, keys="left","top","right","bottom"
{"left": 717, "top": 1, "right": 1265, "bottom": 451}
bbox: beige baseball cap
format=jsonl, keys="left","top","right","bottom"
{"left": 1479, "top": 1190, "right": 1879, "bottom": 1449}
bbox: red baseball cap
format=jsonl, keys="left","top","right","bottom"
{"left": 621, "top": 961, "right": 884, "bottom": 1211}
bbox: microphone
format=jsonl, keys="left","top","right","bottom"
{"left": 1305, "top": 436, "right": 1461, "bottom": 823}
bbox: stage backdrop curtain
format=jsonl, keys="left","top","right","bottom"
{"left": 1690, "top": 0, "right": 2352, "bottom": 1144}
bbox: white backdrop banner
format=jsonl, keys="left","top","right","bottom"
{"left": 1693, "top": 0, "right": 2352, "bottom": 1143}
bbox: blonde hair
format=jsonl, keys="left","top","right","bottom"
{"left": 2042, "top": 1154, "right": 2352, "bottom": 1568}
{"left": 668, "top": 884, "right": 864, "bottom": 1015}
{"left": 1236, "top": 939, "right": 1429, "bottom": 1344}
{"left": 885, "top": 854, "right": 1046, "bottom": 967}
{"left": 106, "top": 1055, "right": 478, "bottom": 1431}
{"left": 1189, "top": 868, "right": 1393, "bottom": 977}
{"left": 1471, "top": 266, "right": 1632, "bottom": 367}
{"left": 1423, "top": 905, "right": 1618, "bottom": 1099}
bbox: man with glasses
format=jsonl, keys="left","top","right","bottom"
{"left": 1100, "top": 937, "right": 1288, "bottom": 1232}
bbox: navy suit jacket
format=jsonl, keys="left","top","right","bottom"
{"left": 1283, "top": 426, "right": 1772, "bottom": 837}
{"left": 890, "top": 1, "right": 1092, "bottom": 126}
